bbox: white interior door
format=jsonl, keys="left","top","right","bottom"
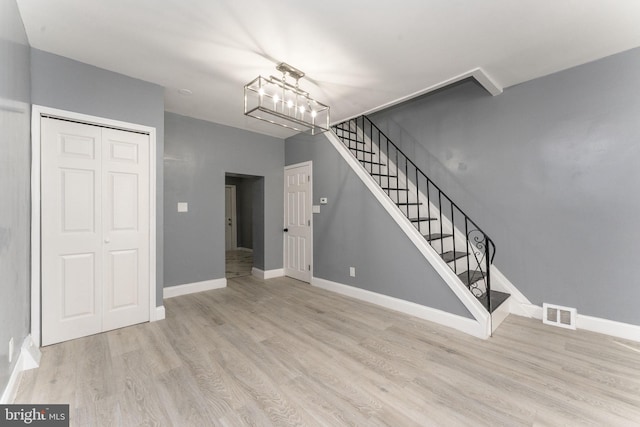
{"left": 41, "top": 119, "right": 102, "bottom": 345}
{"left": 41, "top": 118, "right": 150, "bottom": 345}
{"left": 284, "top": 163, "right": 312, "bottom": 282}
{"left": 225, "top": 185, "right": 237, "bottom": 251}
{"left": 102, "top": 128, "right": 150, "bottom": 331}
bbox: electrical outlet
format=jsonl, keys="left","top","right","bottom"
{"left": 9, "top": 337, "right": 14, "bottom": 363}
{"left": 349, "top": 267, "right": 356, "bottom": 277}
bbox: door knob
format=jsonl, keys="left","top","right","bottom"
{"left": 283, "top": 228, "right": 289, "bottom": 232}
{"left": 104, "top": 238, "right": 110, "bottom": 243}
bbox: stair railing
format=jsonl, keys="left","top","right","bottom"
{"left": 332, "top": 116, "right": 496, "bottom": 312}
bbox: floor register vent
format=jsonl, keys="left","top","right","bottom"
{"left": 542, "top": 303, "right": 576, "bottom": 330}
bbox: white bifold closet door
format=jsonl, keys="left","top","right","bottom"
{"left": 41, "top": 117, "right": 150, "bottom": 346}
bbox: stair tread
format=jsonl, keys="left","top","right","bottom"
{"left": 350, "top": 148, "right": 375, "bottom": 154}
{"left": 359, "top": 159, "right": 386, "bottom": 166}
{"left": 424, "top": 233, "right": 452, "bottom": 241}
{"left": 441, "top": 251, "right": 468, "bottom": 263}
{"left": 334, "top": 127, "right": 357, "bottom": 135}
{"left": 457, "top": 270, "right": 485, "bottom": 286}
{"left": 409, "top": 217, "right": 437, "bottom": 222}
{"left": 478, "top": 290, "right": 510, "bottom": 313}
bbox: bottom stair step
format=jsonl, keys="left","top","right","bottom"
{"left": 478, "top": 290, "right": 510, "bottom": 313}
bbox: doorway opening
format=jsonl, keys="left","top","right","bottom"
{"left": 225, "top": 173, "right": 263, "bottom": 279}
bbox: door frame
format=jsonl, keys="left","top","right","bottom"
{"left": 283, "top": 161, "right": 313, "bottom": 282}
{"left": 225, "top": 184, "right": 237, "bottom": 250}
{"left": 31, "top": 105, "right": 158, "bottom": 347}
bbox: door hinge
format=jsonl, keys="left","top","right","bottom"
{"left": 308, "top": 265, "right": 311, "bottom": 271}
{"left": 308, "top": 219, "right": 311, "bottom": 226}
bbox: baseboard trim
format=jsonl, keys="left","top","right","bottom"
{"left": 163, "top": 278, "right": 227, "bottom": 299}
{"left": 1, "top": 335, "right": 41, "bottom": 404}
{"left": 252, "top": 267, "right": 285, "bottom": 280}
{"left": 235, "top": 247, "right": 253, "bottom": 252}
{"left": 311, "top": 277, "right": 487, "bottom": 339}
{"left": 154, "top": 305, "right": 166, "bottom": 320}
{"left": 516, "top": 304, "right": 640, "bottom": 343}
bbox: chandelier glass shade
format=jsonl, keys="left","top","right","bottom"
{"left": 244, "top": 63, "right": 330, "bottom": 135}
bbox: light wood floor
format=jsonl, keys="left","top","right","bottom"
{"left": 16, "top": 276, "right": 640, "bottom": 426}
{"left": 226, "top": 250, "right": 253, "bottom": 278}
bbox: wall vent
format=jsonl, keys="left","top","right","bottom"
{"left": 542, "top": 303, "right": 576, "bottom": 330}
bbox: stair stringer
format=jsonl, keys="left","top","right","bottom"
{"left": 372, "top": 145, "right": 486, "bottom": 275}
{"left": 376, "top": 143, "right": 527, "bottom": 331}
{"left": 340, "top": 121, "right": 529, "bottom": 331}
{"left": 349, "top": 124, "right": 488, "bottom": 290}
{"left": 324, "top": 130, "right": 491, "bottom": 339}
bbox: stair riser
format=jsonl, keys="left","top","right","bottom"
{"left": 397, "top": 204, "right": 430, "bottom": 219}
{"left": 428, "top": 239, "right": 455, "bottom": 254}
{"left": 385, "top": 191, "right": 414, "bottom": 204}
{"left": 446, "top": 256, "right": 479, "bottom": 273}
{"left": 373, "top": 175, "right": 400, "bottom": 187}
{"left": 361, "top": 164, "right": 389, "bottom": 175}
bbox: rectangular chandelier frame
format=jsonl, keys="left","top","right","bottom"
{"left": 244, "top": 75, "right": 330, "bottom": 135}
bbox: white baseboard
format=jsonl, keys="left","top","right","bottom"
{"left": 236, "top": 247, "right": 253, "bottom": 252}
{"left": 1, "top": 335, "right": 41, "bottom": 404}
{"left": 311, "top": 277, "right": 488, "bottom": 339}
{"left": 515, "top": 304, "right": 640, "bottom": 343}
{"left": 163, "top": 278, "right": 227, "bottom": 299}
{"left": 252, "top": 267, "right": 285, "bottom": 280}
{"left": 154, "top": 305, "right": 166, "bottom": 320}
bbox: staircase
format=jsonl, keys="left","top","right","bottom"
{"left": 332, "top": 116, "right": 510, "bottom": 317}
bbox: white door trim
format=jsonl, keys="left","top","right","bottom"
{"left": 283, "top": 161, "right": 313, "bottom": 281}
{"left": 225, "top": 184, "right": 237, "bottom": 250}
{"left": 31, "top": 105, "right": 158, "bottom": 347}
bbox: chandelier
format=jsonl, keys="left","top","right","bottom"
{"left": 244, "top": 62, "right": 330, "bottom": 135}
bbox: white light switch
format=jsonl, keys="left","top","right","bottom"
{"left": 177, "top": 202, "right": 188, "bottom": 212}
{"left": 349, "top": 267, "right": 356, "bottom": 277}
{"left": 320, "top": 197, "right": 328, "bottom": 204}
{"left": 312, "top": 205, "right": 321, "bottom": 214}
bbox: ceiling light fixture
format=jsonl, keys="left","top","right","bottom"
{"left": 244, "top": 62, "right": 330, "bottom": 135}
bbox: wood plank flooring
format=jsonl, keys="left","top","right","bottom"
{"left": 225, "top": 250, "right": 253, "bottom": 278}
{"left": 15, "top": 276, "right": 640, "bottom": 426}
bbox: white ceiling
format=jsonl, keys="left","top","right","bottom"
{"left": 16, "top": 0, "right": 640, "bottom": 138}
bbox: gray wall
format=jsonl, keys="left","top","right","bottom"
{"left": 0, "top": 0, "right": 31, "bottom": 396}
{"left": 30, "top": 49, "right": 166, "bottom": 306}
{"left": 225, "top": 176, "right": 256, "bottom": 250}
{"left": 286, "top": 133, "right": 472, "bottom": 318}
{"left": 164, "top": 113, "right": 284, "bottom": 287}
{"left": 371, "top": 47, "right": 640, "bottom": 326}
